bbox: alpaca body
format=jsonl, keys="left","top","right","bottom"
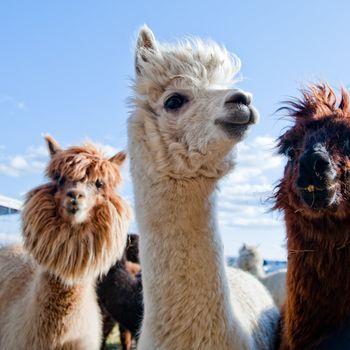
{"left": 261, "top": 270, "right": 286, "bottom": 309}
{"left": 129, "top": 26, "right": 279, "bottom": 350}
{"left": 237, "top": 245, "right": 286, "bottom": 308}
{"left": 275, "top": 84, "right": 350, "bottom": 348}
{"left": 98, "top": 257, "right": 143, "bottom": 350}
{"left": 130, "top": 160, "right": 279, "bottom": 350}
{"left": 0, "top": 137, "right": 130, "bottom": 350}
{"left": 281, "top": 213, "right": 350, "bottom": 349}
{"left": 0, "top": 245, "right": 101, "bottom": 350}
{"left": 98, "top": 233, "right": 142, "bottom": 350}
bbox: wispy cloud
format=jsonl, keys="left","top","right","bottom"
{"left": 0, "top": 95, "right": 27, "bottom": 111}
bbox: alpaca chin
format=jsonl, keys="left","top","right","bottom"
{"left": 22, "top": 184, "right": 130, "bottom": 284}
{"left": 66, "top": 208, "right": 89, "bottom": 225}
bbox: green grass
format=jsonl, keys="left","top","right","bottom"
{"left": 105, "top": 326, "right": 120, "bottom": 350}
{"left": 104, "top": 325, "right": 137, "bottom": 350}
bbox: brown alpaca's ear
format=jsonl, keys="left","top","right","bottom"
{"left": 135, "top": 25, "right": 158, "bottom": 75}
{"left": 44, "top": 135, "right": 61, "bottom": 157}
{"left": 109, "top": 151, "right": 127, "bottom": 166}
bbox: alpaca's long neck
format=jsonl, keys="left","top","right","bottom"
{"left": 283, "top": 211, "right": 350, "bottom": 349}
{"left": 135, "top": 175, "right": 238, "bottom": 347}
{"left": 26, "top": 268, "right": 94, "bottom": 341}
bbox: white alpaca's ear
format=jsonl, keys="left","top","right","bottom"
{"left": 44, "top": 134, "right": 61, "bottom": 157}
{"left": 109, "top": 151, "right": 127, "bottom": 166}
{"left": 135, "top": 25, "right": 158, "bottom": 76}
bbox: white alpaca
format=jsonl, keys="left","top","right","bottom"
{"left": 237, "top": 244, "right": 287, "bottom": 309}
{"left": 128, "top": 26, "right": 280, "bottom": 350}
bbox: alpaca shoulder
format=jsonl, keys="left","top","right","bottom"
{"left": 260, "top": 269, "right": 287, "bottom": 309}
{"left": 0, "top": 245, "right": 34, "bottom": 315}
{"left": 226, "top": 267, "right": 280, "bottom": 350}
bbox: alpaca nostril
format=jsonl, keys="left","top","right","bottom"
{"left": 225, "top": 91, "right": 251, "bottom": 106}
{"left": 298, "top": 151, "right": 335, "bottom": 188}
{"left": 67, "top": 191, "right": 76, "bottom": 199}
{"left": 67, "top": 190, "right": 85, "bottom": 200}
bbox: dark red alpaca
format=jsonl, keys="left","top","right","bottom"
{"left": 275, "top": 83, "right": 350, "bottom": 349}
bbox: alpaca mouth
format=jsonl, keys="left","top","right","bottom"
{"left": 298, "top": 184, "right": 338, "bottom": 210}
{"left": 65, "top": 205, "right": 80, "bottom": 215}
{"left": 215, "top": 105, "right": 259, "bottom": 138}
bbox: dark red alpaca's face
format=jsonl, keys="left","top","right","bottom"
{"left": 276, "top": 85, "right": 350, "bottom": 217}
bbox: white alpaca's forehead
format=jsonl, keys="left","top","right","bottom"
{"left": 136, "top": 39, "right": 241, "bottom": 92}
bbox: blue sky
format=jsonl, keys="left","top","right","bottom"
{"left": 1, "top": 1, "right": 350, "bottom": 259}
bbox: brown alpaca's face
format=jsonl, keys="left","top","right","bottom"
{"left": 277, "top": 85, "right": 350, "bottom": 217}
{"left": 54, "top": 176, "right": 105, "bottom": 224}
{"left": 22, "top": 136, "right": 130, "bottom": 283}
{"left": 47, "top": 144, "right": 126, "bottom": 225}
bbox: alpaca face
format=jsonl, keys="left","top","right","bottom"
{"left": 276, "top": 84, "right": 350, "bottom": 218}
{"left": 22, "top": 136, "right": 131, "bottom": 283}
{"left": 131, "top": 26, "right": 258, "bottom": 179}
{"left": 150, "top": 86, "right": 257, "bottom": 146}
{"left": 56, "top": 176, "right": 105, "bottom": 225}
{"left": 237, "top": 244, "right": 263, "bottom": 270}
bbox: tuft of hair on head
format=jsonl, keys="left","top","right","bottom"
{"left": 279, "top": 82, "right": 350, "bottom": 122}
{"left": 133, "top": 25, "right": 241, "bottom": 90}
{"left": 44, "top": 134, "right": 61, "bottom": 157}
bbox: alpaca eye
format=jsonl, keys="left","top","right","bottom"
{"left": 164, "top": 94, "right": 187, "bottom": 111}
{"left": 57, "top": 176, "right": 65, "bottom": 187}
{"left": 285, "top": 147, "right": 295, "bottom": 161}
{"left": 95, "top": 179, "right": 104, "bottom": 189}
{"left": 344, "top": 139, "right": 350, "bottom": 153}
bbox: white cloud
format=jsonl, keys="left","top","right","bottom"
{"left": 10, "top": 156, "right": 29, "bottom": 170}
{"left": 0, "top": 145, "right": 49, "bottom": 177}
{"left": 217, "top": 135, "right": 287, "bottom": 260}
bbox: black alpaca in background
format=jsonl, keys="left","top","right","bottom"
{"left": 98, "top": 234, "right": 143, "bottom": 350}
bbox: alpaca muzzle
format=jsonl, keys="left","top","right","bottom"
{"left": 215, "top": 90, "right": 259, "bottom": 138}
{"left": 296, "top": 149, "right": 337, "bottom": 209}
{"left": 65, "top": 189, "right": 87, "bottom": 216}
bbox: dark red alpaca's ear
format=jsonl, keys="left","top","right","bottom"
{"left": 44, "top": 134, "right": 61, "bottom": 157}
{"left": 339, "top": 86, "right": 350, "bottom": 112}
{"left": 109, "top": 151, "right": 127, "bottom": 166}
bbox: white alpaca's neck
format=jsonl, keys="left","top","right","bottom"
{"left": 134, "top": 172, "right": 244, "bottom": 348}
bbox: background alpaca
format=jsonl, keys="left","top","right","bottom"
{"left": 98, "top": 233, "right": 143, "bottom": 350}
{"left": 275, "top": 83, "right": 350, "bottom": 349}
{"left": 128, "top": 26, "right": 279, "bottom": 349}
{"left": 0, "top": 136, "right": 130, "bottom": 350}
{"left": 237, "top": 244, "right": 286, "bottom": 308}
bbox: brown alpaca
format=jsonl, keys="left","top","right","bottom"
{"left": 0, "top": 136, "right": 130, "bottom": 350}
{"left": 275, "top": 83, "right": 350, "bottom": 349}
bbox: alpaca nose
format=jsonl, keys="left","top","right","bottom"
{"left": 66, "top": 190, "right": 85, "bottom": 202}
{"left": 225, "top": 90, "right": 252, "bottom": 107}
{"left": 297, "top": 151, "right": 335, "bottom": 189}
